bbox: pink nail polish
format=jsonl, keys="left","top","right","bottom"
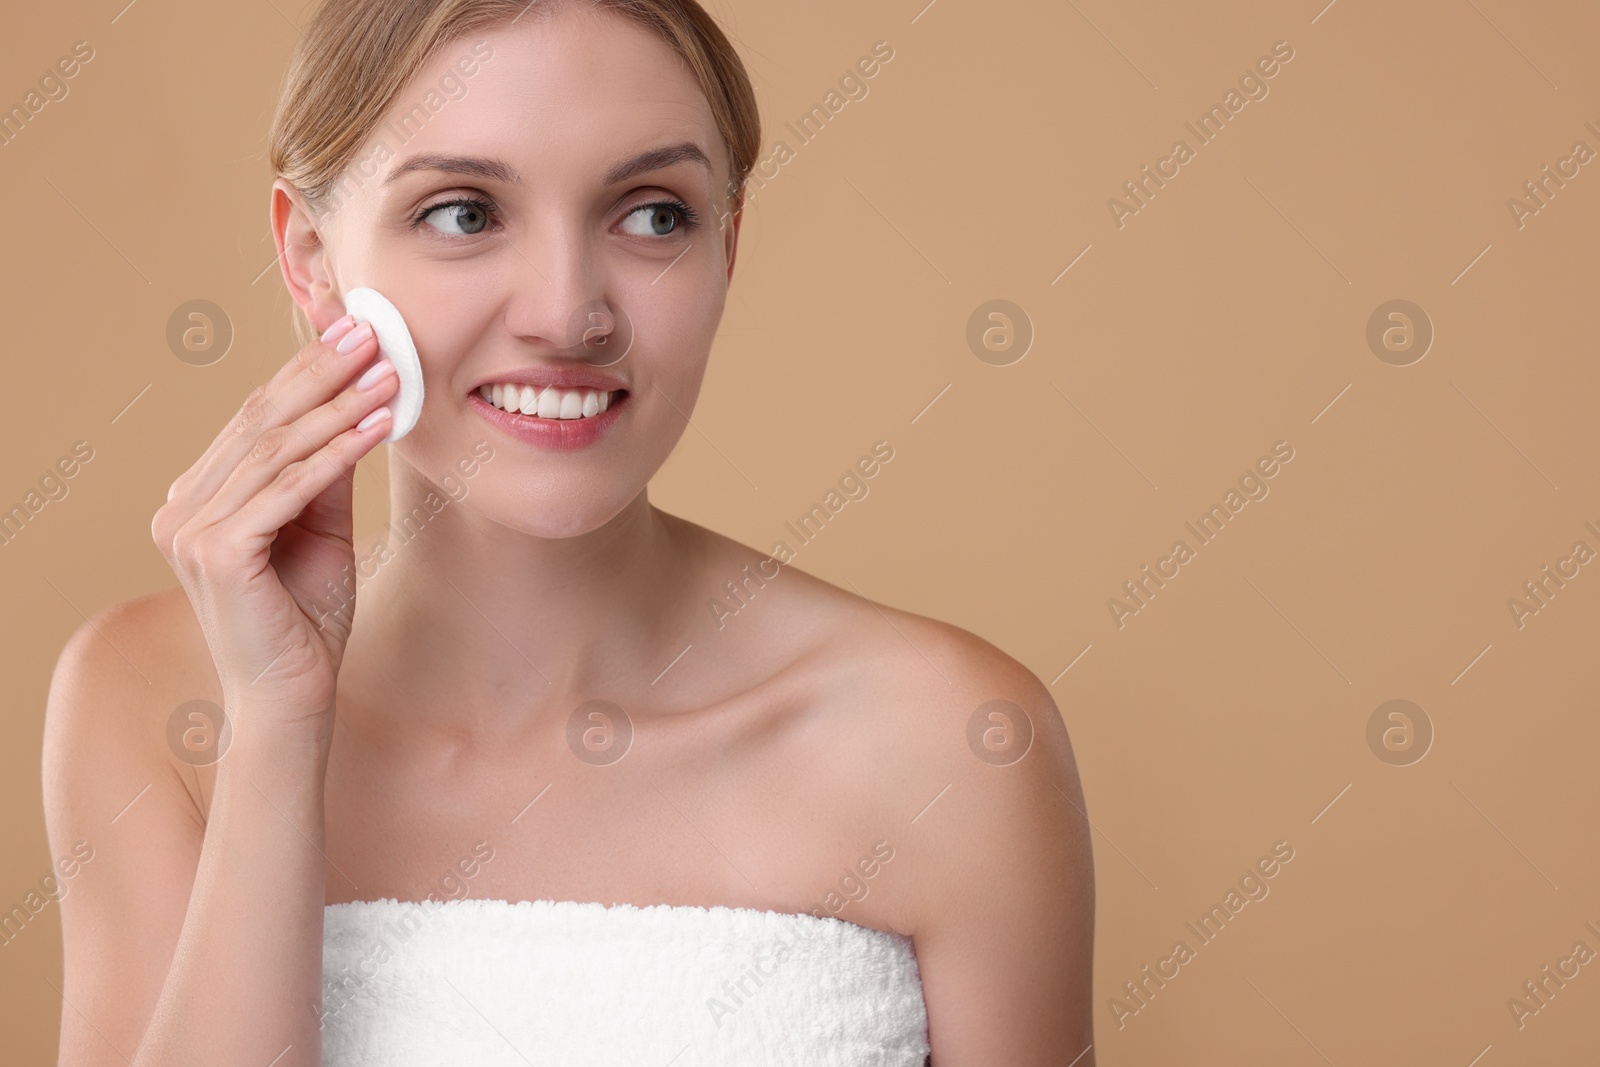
{"left": 336, "top": 321, "right": 374, "bottom": 354}
{"left": 356, "top": 407, "right": 391, "bottom": 432}
{"left": 321, "top": 315, "right": 356, "bottom": 344}
{"left": 356, "top": 358, "right": 397, "bottom": 390}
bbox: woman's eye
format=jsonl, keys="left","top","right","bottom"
{"left": 412, "top": 197, "right": 696, "bottom": 240}
{"left": 620, "top": 201, "right": 694, "bottom": 239}
{"left": 419, "top": 199, "right": 492, "bottom": 236}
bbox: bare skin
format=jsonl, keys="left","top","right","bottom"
{"left": 43, "top": 5, "right": 1093, "bottom": 1066}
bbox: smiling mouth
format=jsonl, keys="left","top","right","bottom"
{"left": 476, "top": 383, "right": 627, "bottom": 420}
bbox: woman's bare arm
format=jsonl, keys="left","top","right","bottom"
{"left": 43, "top": 596, "right": 333, "bottom": 1067}
{"left": 889, "top": 628, "right": 1097, "bottom": 1066}
{"left": 46, "top": 313, "right": 399, "bottom": 1066}
{"left": 44, "top": 597, "right": 205, "bottom": 1064}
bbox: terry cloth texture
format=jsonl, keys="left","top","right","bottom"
{"left": 320, "top": 897, "right": 931, "bottom": 1065}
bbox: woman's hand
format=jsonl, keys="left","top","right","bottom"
{"left": 151, "top": 316, "right": 397, "bottom": 747}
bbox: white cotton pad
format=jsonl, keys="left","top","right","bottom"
{"left": 343, "top": 287, "right": 424, "bottom": 443}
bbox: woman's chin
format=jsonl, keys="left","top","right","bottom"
{"left": 471, "top": 493, "right": 644, "bottom": 541}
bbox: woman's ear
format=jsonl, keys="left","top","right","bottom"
{"left": 722, "top": 185, "right": 745, "bottom": 288}
{"left": 270, "top": 179, "right": 345, "bottom": 335}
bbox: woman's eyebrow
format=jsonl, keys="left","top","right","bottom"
{"left": 385, "top": 152, "right": 520, "bottom": 185}
{"left": 382, "top": 142, "right": 712, "bottom": 187}
{"left": 601, "top": 141, "right": 712, "bottom": 185}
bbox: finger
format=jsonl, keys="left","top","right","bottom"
{"left": 190, "top": 358, "right": 397, "bottom": 530}
{"left": 216, "top": 407, "right": 393, "bottom": 563}
{"left": 172, "top": 321, "right": 360, "bottom": 493}
{"left": 294, "top": 451, "right": 355, "bottom": 547}
{"left": 169, "top": 321, "right": 378, "bottom": 510}
{"left": 186, "top": 322, "right": 377, "bottom": 502}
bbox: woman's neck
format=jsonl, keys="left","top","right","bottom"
{"left": 339, "top": 465, "right": 705, "bottom": 733}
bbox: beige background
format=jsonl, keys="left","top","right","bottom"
{"left": 3, "top": 0, "right": 1597, "bottom": 1062}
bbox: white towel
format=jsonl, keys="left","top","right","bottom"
{"left": 320, "top": 897, "right": 931, "bottom": 1065}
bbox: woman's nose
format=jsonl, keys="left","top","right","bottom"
{"left": 501, "top": 223, "right": 609, "bottom": 352}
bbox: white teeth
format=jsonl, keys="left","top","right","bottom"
{"left": 477, "top": 383, "right": 617, "bottom": 420}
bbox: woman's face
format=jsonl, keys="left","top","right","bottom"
{"left": 284, "top": 5, "right": 741, "bottom": 537}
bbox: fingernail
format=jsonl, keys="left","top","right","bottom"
{"left": 356, "top": 407, "right": 391, "bottom": 432}
{"left": 321, "top": 315, "right": 356, "bottom": 344}
{"left": 356, "top": 358, "right": 397, "bottom": 390}
{"left": 336, "top": 321, "right": 374, "bottom": 354}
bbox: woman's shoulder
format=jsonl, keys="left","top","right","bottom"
{"left": 686, "top": 524, "right": 1081, "bottom": 895}
{"left": 716, "top": 540, "right": 1084, "bottom": 934}
{"left": 44, "top": 586, "right": 220, "bottom": 816}
{"left": 687, "top": 518, "right": 990, "bottom": 652}
{"left": 50, "top": 585, "right": 219, "bottom": 709}
{"left": 792, "top": 573, "right": 1069, "bottom": 779}
{"left": 680, "top": 518, "right": 1048, "bottom": 724}
{"left": 691, "top": 520, "right": 1050, "bottom": 714}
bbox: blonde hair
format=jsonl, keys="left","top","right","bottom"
{"left": 268, "top": 0, "right": 760, "bottom": 347}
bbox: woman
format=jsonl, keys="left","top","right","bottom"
{"left": 43, "top": 0, "right": 1095, "bottom": 1063}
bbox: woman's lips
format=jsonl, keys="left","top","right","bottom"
{"left": 466, "top": 388, "right": 628, "bottom": 452}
